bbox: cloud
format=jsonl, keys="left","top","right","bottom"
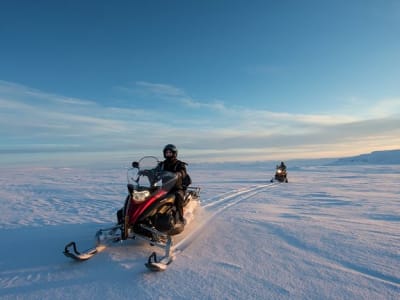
{"left": 341, "top": 96, "right": 400, "bottom": 119}
{"left": 119, "top": 82, "right": 360, "bottom": 128}
{"left": 135, "top": 81, "right": 186, "bottom": 98}
{"left": 118, "top": 81, "right": 229, "bottom": 112}
{"left": 368, "top": 98, "right": 400, "bottom": 118}
{"left": 1, "top": 80, "right": 399, "bottom": 162}
{"left": 0, "top": 80, "right": 95, "bottom": 106}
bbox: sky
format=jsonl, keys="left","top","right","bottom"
{"left": 1, "top": 0, "right": 400, "bottom": 166}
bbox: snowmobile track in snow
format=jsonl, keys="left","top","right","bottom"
{"left": 173, "top": 182, "right": 277, "bottom": 253}
{"left": 202, "top": 182, "right": 276, "bottom": 212}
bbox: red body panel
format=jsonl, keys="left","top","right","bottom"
{"left": 128, "top": 189, "right": 168, "bottom": 224}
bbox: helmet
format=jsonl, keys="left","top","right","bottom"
{"left": 163, "top": 144, "right": 178, "bottom": 158}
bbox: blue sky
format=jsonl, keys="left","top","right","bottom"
{"left": 1, "top": 0, "right": 399, "bottom": 166}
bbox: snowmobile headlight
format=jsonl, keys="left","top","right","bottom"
{"left": 277, "top": 169, "right": 282, "bottom": 173}
{"left": 132, "top": 190, "right": 150, "bottom": 203}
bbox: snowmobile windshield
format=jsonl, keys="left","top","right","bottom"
{"left": 138, "top": 156, "right": 159, "bottom": 170}
{"left": 127, "top": 156, "right": 160, "bottom": 188}
{"left": 127, "top": 156, "right": 178, "bottom": 192}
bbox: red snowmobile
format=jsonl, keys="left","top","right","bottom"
{"left": 63, "top": 156, "right": 200, "bottom": 271}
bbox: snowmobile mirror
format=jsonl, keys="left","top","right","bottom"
{"left": 132, "top": 161, "right": 139, "bottom": 168}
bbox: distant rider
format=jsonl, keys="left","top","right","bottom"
{"left": 279, "top": 161, "right": 287, "bottom": 171}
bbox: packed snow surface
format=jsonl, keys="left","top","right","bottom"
{"left": 0, "top": 162, "right": 399, "bottom": 299}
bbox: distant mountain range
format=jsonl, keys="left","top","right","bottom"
{"left": 332, "top": 149, "right": 400, "bottom": 165}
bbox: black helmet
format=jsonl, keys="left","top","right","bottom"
{"left": 163, "top": 144, "right": 178, "bottom": 158}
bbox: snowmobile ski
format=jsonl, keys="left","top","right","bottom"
{"left": 63, "top": 226, "right": 120, "bottom": 261}
{"left": 145, "top": 251, "right": 173, "bottom": 271}
{"left": 63, "top": 241, "right": 106, "bottom": 261}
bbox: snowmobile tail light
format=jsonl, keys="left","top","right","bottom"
{"left": 132, "top": 190, "right": 150, "bottom": 203}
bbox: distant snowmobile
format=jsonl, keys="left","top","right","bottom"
{"left": 63, "top": 156, "right": 200, "bottom": 271}
{"left": 270, "top": 165, "right": 288, "bottom": 183}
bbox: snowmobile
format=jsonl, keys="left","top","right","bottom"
{"left": 270, "top": 166, "right": 288, "bottom": 183}
{"left": 63, "top": 156, "right": 200, "bottom": 271}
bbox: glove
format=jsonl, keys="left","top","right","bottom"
{"left": 175, "top": 172, "right": 182, "bottom": 179}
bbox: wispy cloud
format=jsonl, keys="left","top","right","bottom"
{"left": 1, "top": 80, "right": 399, "bottom": 162}
{"left": 368, "top": 98, "right": 400, "bottom": 118}
{"left": 129, "top": 81, "right": 367, "bottom": 127}
{"left": 118, "top": 81, "right": 229, "bottom": 112}
{"left": 0, "top": 80, "right": 95, "bottom": 106}
{"left": 135, "top": 81, "right": 186, "bottom": 98}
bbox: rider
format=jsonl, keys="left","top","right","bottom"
{"left": 279, "top": 161, "right": 287, "bottom": 171}
{"left": 158, "top": 144, "right": 187, "bottom": 224}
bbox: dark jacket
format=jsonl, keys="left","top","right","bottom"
{"left": 158, "top": 158, "right": 187, "bottom": 190}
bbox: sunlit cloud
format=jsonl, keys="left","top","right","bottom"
{"left": 1, "top": 80, "right": 399, "bottom": 163}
